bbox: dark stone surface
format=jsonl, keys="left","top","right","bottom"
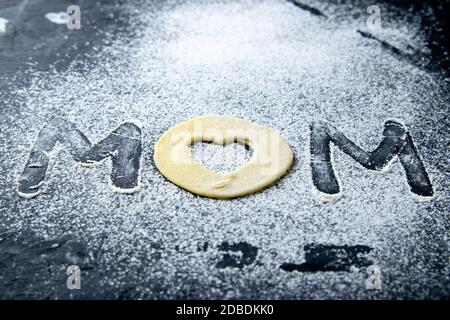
{"left": 216, "top": 241, "right": 259, "bottom": 269}
{"left": 0, "top": 0, "right": 448, "bottom": 300}
{"left": 0, "top": 0, "right": 132, "bottom": 74}
{"left": 280, "top": 244, "right": 373, "bottom": 272}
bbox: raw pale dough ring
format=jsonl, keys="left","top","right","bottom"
{"left": 154, "top": 115, "right": 294, "bottom": 199}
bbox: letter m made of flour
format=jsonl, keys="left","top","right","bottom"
{"left": 18, "top": 118, "right": 142, "bottom": 198}
{"left": 310, "top": 120, "right": 434, "bottom": 198}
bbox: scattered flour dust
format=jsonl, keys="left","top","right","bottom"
{"left": 44, "top": 12, "right": 70, "bottom": 25}
{"left": 0, "top": 0, "right": 448, "bottom": 298}
{"left": 0, "top": 17, "right": 9, "bottom": 33}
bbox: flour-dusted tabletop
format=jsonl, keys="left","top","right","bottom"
{"left": 0, "top": 0, "right": 448, "bottom": 299}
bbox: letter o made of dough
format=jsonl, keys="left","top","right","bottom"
{"left": 154, "top": 115, "right": 294, "bottom": 199}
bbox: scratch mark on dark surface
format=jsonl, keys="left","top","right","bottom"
{"left": 216, "top": 241, "right": 258, "bottom": 269}
{"left": 13, "top": 0, "right": 30, "bottom": 22}
{"left": 357, "top": 30, "right": 426, "bottom": 69}
{"left": 280, "top": 244, "right": 373, "bottom": 272}
{"left": 357, "top": 30, "right": 404, "bottom": 55}
{"left": 286, "top": 0, "right": 327, "bottom": 18}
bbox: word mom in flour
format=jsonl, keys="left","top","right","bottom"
{"left": 17, "top": 117, "right": 434, "bottom": 200}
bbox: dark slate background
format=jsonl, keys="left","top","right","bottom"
{"left": 0, "top": 0, "right": 448, "bottom": 299}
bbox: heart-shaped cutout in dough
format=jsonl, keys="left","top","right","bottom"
{"left": 154, "top": 115, "right": 294, "bottom": 199}
{"left": 190, "top": 141, "right": 253, "bottom": 174}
